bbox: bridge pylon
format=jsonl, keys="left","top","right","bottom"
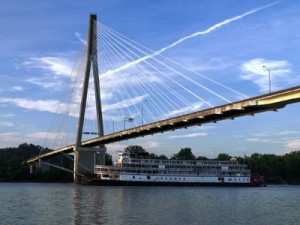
{"left": 74, "top": 14, "right": 106, "bottom": 183}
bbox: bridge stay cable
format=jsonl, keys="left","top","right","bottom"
{"left": 98, "top": 25, "right": 215, "bottom": 108}
{"left": 41, "top": 16, "right": 251, "bottom": 151}
{"left": 97, "top": 27, "right": 215, "bottom": 123}
{"left": 98, "top": 32, "right": 177, "bottom": 120}
{"left": 32, "top": 14, "right": 297, "bottom": 183}
{"left": 100, "top": 22, "right": 248, "bottom": 99}
{"left": 99, "top": 25, "right": 229, "bottom": 106}
{"left": 98, "top": 29, "right": 192, "bottom": 112}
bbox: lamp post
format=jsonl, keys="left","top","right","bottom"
{"left": 141, "top": 99, "right": 148, "bottom": 125}
{"left": 124, "top": 117, "right": 134, "bottom": 129}
{"left": 262, "top": 65, "right": 271, "bottom": 93}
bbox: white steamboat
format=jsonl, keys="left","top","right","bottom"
{"left": 91, "top": 152, "right": 252, "bottom": 186}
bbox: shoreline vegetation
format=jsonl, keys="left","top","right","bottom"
{"left": 0, "top": 143, "right": 300, "bottom": 184}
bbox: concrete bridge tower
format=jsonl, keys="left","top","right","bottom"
{"left": 74, "top": 14, "right": 106, "bottom": 183}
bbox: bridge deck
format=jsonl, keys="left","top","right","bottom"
{"left": 26, "top": 85, "right": 300, "bottom": 164}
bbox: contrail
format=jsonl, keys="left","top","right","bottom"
{"left": 103, "top": 1, "right": 279, "bottom": 76}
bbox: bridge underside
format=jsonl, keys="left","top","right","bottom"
{"left": 26, "top": 85, "right": 300, "bottom": 164}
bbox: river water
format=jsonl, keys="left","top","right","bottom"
{"left": 0, "top": 183, "right": 299, "bottom": 225}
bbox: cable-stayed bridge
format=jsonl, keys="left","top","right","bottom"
{"left": 26, "top": 15, "right": 300, "bottom": 182}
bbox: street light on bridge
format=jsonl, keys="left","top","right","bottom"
{"left": 262, "top": 65, "right": 271, "bottom": 93}
{"left": 124, "top": 117, "right": 134, "bottom": 130}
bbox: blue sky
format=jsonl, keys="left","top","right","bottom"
{"left": 1, "top": 0, "right": 300, "bottom": 158}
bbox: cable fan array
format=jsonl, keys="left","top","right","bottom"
{"left": 40, "top": 21, "right": 247, "bottom": 155}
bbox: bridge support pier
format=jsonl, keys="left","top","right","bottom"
{"left": 73, "top": 146, "right": 106, "bottom": 183}
{"left": 29, "top": 164, "right": 34, "bottom": 174}
{"left": 38, "top": 159, "right": 49, "bottom": 172}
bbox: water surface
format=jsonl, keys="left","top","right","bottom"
{"left": 0, "top": 183, "right": 299, "bottom": 225}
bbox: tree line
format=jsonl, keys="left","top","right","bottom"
{"left": 0, "top": 143, "right": 73, "bottom": 182}
{"left": 0, "top": 143, "right": 299, "bottom": 184}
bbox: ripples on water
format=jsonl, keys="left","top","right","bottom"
{"left": 0, "top": 183, "right": 299, "bottom": 225}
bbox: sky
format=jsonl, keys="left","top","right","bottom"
{"left": 1, "top": 0, "right": 300, "bottom": 158}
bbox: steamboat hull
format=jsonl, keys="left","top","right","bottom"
{"left": 84, "top": 179, "right": 257, "bottom": 187}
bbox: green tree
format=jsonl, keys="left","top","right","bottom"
{"left": 196, "top": 156, "right": 208, "bottom": 160}
{"left": 284, "top": 151, "right": 300, "bottom": 183}
{"left": 149, "top": 153, "right": 168, "bottom": 159}
{"left": 124, "top": 145, "right": 148, "bottom": 158}
{"left": 171, "top": 147, "right": 195, "bottom": 160}
{"left": 105, "top": 153, "right": 113, "bottom": 165}
{"left": 216, "top": 153, "right": 231, "bottom": 161}
{"left": 157, "top": 154, "right": 168, "bottom": 160}
{"left": 0, "top": 143, "right": 73, "bottom": 182}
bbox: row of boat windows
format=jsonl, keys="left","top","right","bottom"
{"left": 135, "top": 176, "right": 188, "bottom": 181}
{"left": 101, "top": 174, "right": 250, "bottom": 182}
{"left": 96, "top": 169, "right": 250, "bottom": 176}
{"left": 113, "top": 165, "right": 248, "bottom": 171}
{"left": 130, "top": 176, "right": 250, "bottom": 182}
{"left": 227, "top": 177, "right": 250, "bottom": 182}
{"left": 125, "top": 159, "right": 239, "bottom": 165}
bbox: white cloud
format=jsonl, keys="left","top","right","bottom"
{"left": 0, "top": 95, "right": 148, "bottom": 121}
{"left": 0, "top": 132, "right": 24, "bottom": 148}
{"left": 102, "top": 95, "right": 146, "bottom": 112}
{"left": 285, "top": 140, "right": 300, "bottom": 151}
{"left": 167, "top": 132, "right": 207, "bottom": 139}
{"left": 0, "top": 131, "right": 62, "bottom": 148}
{"left": 26, "top": 77, "right": 64, "bottom": 90}
{"left": 106, "top": 143, "right": 126, "bottom": 152}
{"left": 75, "top": 32, "right": 87, "bottom": 46}
{"left": 23, "top": 56, "right": 73, "bottom": 77}
{"left": 192, "top": 125, "right": 214, "bottom": 131}
{"left": 0, "top": 113, "right": 14, "bottom": 118}
{"left": 234, "top": 134, "right": 244, "bottom": 138}
{"left": 0, "top": 97, "right": 65, "bottom": 114}
{"left": 0, "top": 122, "right": 13, "bottom": 127}
{"left": 278, "top": 130, "right": 300, "bottom": 136}
{"left": 25, "top": 132, "right": 58, "bottom": 140}
{"left": 250, "top": 130, "right": 300, "bottom": 139}
{"left": 166, "top": 101, "right": 204, "bottom": 117}
{"left": 253, "top": 132, "right": 270, "bottom": 137}
{"left": 140, "top": 141, "right": 160, "bottom": 149}
{"left": 246, "top": 137, "right": 282, "bottom": 144}
{"left": 102, "top": 2, "right": 277, "bottom": 77}
{"left": 101, "top": 91, "right": 113, "bottom": 101}
{"left": 12, "top": 86, "right": 24, "bottom": 91}
{"left": 240, "top": 58, "right": 292, "bottom": 92}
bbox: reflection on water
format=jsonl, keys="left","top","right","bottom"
{"left": 71, "top": 185, "right": 108, "bottom": 225}
{"left": 0, "top": 183, "right": 299, "bottom": 225}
